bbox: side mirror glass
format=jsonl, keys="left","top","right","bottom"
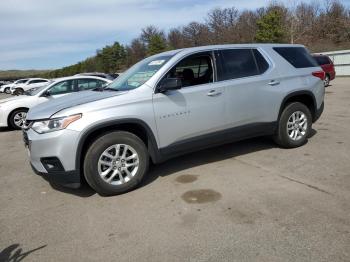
{"left": 43, "top": 90, "right": 51, "bottom": 97}
{"left": 158, "top": 78, "right": 182, "bottom": 93}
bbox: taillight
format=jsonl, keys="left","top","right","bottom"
{"left": 312, "top": 71, "right": 325, "bottom": 80}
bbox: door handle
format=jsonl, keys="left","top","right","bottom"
{"left": 268, "top": 80, "right": 280, "bottom": 86}
{"left": 207, "top": 90, "right": 222, "bottom": 97}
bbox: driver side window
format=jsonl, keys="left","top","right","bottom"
{"left": 49, "top": 80, "right": 74, "bottom": 95}
{"left": 162, "top": 53, "right": 214, "bottom": 88}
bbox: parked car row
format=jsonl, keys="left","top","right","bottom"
{"left": 2, "top": 43, "right": 324, "bottom": 196}
{"left": 0, "top": 78, "right": 50, "bottom": 95}
{"left": 0, "top": 72, "right": 119, "bottom": 95}
{"left": 0, "top": 76, "right": 111, "bottom": 129}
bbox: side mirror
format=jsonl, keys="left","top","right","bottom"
{"left": 158, "top": 78, "right": 182, "bottom": 93}
{"left": 42, "top": 90, "right": 51, "bottom": 97}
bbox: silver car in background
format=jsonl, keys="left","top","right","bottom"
{"left": 23, "top": 44, "right": 325, "bottom": 195}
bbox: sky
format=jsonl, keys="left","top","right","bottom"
{"left": 1, "top": 0, "right": 349, "bottom": 70}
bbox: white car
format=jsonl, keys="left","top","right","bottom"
{"left": 0, "top": 76, "right": 111, "bottom": 129}
{"left": 10, "top": 78, "right": 50, "bottom": 95}
{"left": 0, "top": 79, "right": 29, "bottom": 94}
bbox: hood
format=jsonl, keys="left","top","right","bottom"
{"left": 27, "top": 90, "right": 126, "bottom": 120}
{"left": 0, "top": 95, "right": 27, "bottom": 104}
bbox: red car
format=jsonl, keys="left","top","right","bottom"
{"left": 312, "top": 54, "right": 336, "bottom": 87}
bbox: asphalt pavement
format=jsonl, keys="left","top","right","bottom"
{"left": 0, "top": 78, "right": 349, "bottom": 262}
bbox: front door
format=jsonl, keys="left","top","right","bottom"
{"left": 152, "top": 51, "right": 226, "bottom": 150}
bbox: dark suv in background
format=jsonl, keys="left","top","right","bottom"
{"left": 312, "top": 54, "right": 336, "bottom": 87}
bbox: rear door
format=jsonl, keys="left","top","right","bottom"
{"left": 215, "top": 48, "right": 278, "bottom": 127}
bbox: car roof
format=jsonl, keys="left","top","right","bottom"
{"left": 51, "top": 75, "right": 112, "bottom": 82}
{"left": 152, "top": 43, "right": 306, "bottom": 58}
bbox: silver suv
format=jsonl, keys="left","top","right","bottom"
{"left": 23, "top": 44, "right": 325, "bottom": 195}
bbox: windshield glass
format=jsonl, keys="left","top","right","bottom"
{"left": 105, "top": 55, "right": 173, "bottom": 91}
{"left": 25, "top": 84, "right": 50, "bottom": 96}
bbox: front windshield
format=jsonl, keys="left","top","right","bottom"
{"left": 25, "top": 84, "right": 50, "bottom": 96}
{"left": 106, "top": 55, "right": 173, "bottom": 91}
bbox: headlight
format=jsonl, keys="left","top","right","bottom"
{"left": 31, "top": 114, "right": 82, "bottom": 134}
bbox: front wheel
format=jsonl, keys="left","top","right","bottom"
{"left": 14, "top": 88, "right": 24, "bottom": 95}
{"left": 83, "top": 131, "right": 149, "bottom": 196}
{"left": 4, "top": 87, "right": 11, "bottom": 94}
{"left": 274, "top": 102, "right": 312, "bottom": 148}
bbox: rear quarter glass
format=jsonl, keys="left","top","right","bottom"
{"left": 273, "top": 47, "right": 318, "bottom": 68}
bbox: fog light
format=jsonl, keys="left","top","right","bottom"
{"left": 41, "top": 157, "right": 64, "bottom": 172}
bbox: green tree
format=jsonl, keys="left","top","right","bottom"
{"left": 255, "top": 8, "right": 287, "bottom": 43}
{"left": 147, "top": 35, "right": 167, "bottom": 55}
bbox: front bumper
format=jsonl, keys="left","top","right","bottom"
{"left": 30, "top": 163, "right": 80, "bottom": 188}
{"left": 23, "top": 128, "right": 82, "bottom": 188}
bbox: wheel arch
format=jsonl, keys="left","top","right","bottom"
{"left": 278, "top": 91, "right": 317, "bottom": 122}
{"left": 76, "top": 119, "right": 161, "bottom": 173}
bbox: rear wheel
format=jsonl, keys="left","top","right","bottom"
{"left": 9, "top": 109, "right": 28, "bottom": 130}
{"left": 83, "top": 131, "right": 149, "bottom": 196}
{"left": 324, "top": 75, "right": 330, "bottom": 87}
{"left": 274, "top": 102, "right": 312, "bottom": 148}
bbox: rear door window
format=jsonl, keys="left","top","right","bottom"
{"left": 29, "top": 79, "right": 48, "bottom": 84}
{"left": 218, "top": 49, "right": 259, "bottom": 81}
{"left": 77, "top": 79, "right": 106, "bottom": 90}
{"left": 274, "top": 47, "right": 318, "bottom": 68}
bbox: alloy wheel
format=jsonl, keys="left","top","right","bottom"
{"left": 13, "top": 111, "right": 27, "bottom": 128}
{"left": 98, "top": 144, "right": 139, "bottom": 185}
{"left": 324, "top": 76, "right": 330, "bottom": 87}
{"left": 287, "top": 111, "right": 308, "bottom": 141}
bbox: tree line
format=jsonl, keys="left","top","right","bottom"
{"left": 44, "top": 0, "right": 350, "bottom": 78}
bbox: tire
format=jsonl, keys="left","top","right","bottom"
{"left": 9, "top": 108, "right": 28, "bottom": 130}
{"left": 324, "top": 75, "right": 330, "bottom": 87}
{"left": 4, "top": 87, "right": 10, "bottom": 94}
{"left": 273, "top": 102, "right": 312, "bottom": 148}
{"left": 83, "top": 131, "right": 149, "bottom": 196}
{"left": 15, "top": 88, "right": 24, "bottom": 95}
